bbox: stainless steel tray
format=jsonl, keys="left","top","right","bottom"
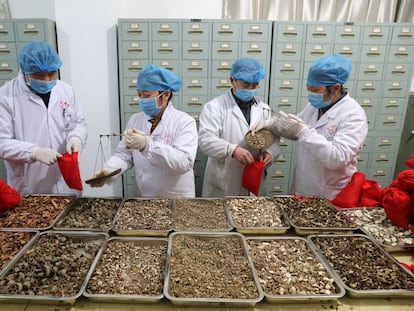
{"left": 0, "top": 230, "right": 107, "bottom": 304}
{"left": 245, "top": 236, "right": 345, "bottom": 303}
{"left": 53, "top": 197, "right": 123, "bottom": 232}
{"left": 0, "top": 229, "right": 39, "bottom": 277}
{"left": 308, "top": 233, "right": 414, "bottom": 298}
{"left": 224, "top": 196, "right": 290, "bottom": 235}
{"left": 341, "top": 207, "right": 414, "bottom": 252}
{"left": 273, "top": 195, "right": 358, "bottom": 235}
{"left": 112, "top": 198, "right": 174, "bottom": 236}
{"left": 0, "top": 194, "right": 75, "bottom": 231}
{"left": 164, "top": 231, "right": 264, "bottom": 307}
{"left": 83, "top": 236, "right": 168, "bottom": 303}
{"left": 173, "top": 198, "right": 233, "bottom": 232}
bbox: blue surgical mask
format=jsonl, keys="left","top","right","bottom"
{"left": 27, "top": 78, "right": 57, "bottom": 94}
{"left": 138, "top": 92, "right": 164, "bottom": 117}
{"left": 308, "top": 92, "right": 331, "bottom": 109}
{"left": 235, "top": 89, "right": 257, "bottom": 102}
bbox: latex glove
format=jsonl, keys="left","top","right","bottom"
{"left": 87, "top": 168, "right": 120, "bottom": 188}
{"left": 124, "top": 128, "right": 149, "bottom": 151}
{"left": 278, "top": 111, "right": 308, "bottom": 140}
{"left": 249, "top": 118, "right": 275, "bottom": 136}
{"left": 32, "top": 147, "right": 62, "bottom": 165}
{"left": 66, "top": 137, "right": 82, "bottom": 155}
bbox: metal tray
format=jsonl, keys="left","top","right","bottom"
{"left": 173, "top": 198, "right": 233, "bottom": 232}
{"left": 308, "top": 233, "right": 414, "bottom": 298}
{"left": 341, "top": 207, "right": 414, "bottom": 252}
{"left": 0, "top": 229, "right": 39, "bottom": 277}
{"left": 224, "top": 196, "right": 290, "bottom": 235}
{"left": 245, "top": 236, "right": 345, "bottom": 303}
{"left": 0, "top": 230, "right": 107, "bottom": 304}
{"left": 53, "top": 197, "right": 123, "bottom": 232}
{"left": 0, "top": 194, "right": 75, "bottom": 231}
{"left": 164, "top": 231, "right": 264, "bottom": 307}
{"left": 83, "top": 236, "right": 168, "bottom": 303}
{"left": 273, "top": 195, "right": 358, "bottom": 235}
{"left": 112, "top": 198, "right": 174, "bottom": 236}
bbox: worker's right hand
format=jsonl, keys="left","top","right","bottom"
{"left": 232, "top": 146, "right": 254, "bottom": 166}
{"left": 32, "top": 147, "right": 61, "bottom": 165}
{"left": 86, "top": 168, "right": 120, "bottom": 188}
{"left": 249, "top": 118, "right": 275, "bottom": 136}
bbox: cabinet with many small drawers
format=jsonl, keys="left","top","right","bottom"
{"left": 0, "top": 18, "right": 57, "bottom": 183}
{"left": 118, "top": 19, "right": 413, "bottom": 197}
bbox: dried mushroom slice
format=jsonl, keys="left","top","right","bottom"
{"left": 0, "top": 231, "right": 37, "bottom": 271}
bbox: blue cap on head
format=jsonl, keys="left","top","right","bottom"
{"left": 307, "top": 54, "right": 352, "bottom": 86}
{"left": 18, "top": 41, "right": 62, "bottom": 74}
{"left": 230, "top": 58, "right": 265, "bottom": 83}
{"left": 137, "top": 64, "right": 182, "bottom": 92}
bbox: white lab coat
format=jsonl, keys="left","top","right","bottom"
{"left": 106, "top": 103, "right": 197, "bottom": 198}
{"left": 199, "top": 90, "right": 281, "bottom": 197}
{"left": 0, "top": 72, "right": 88, "bottom": 196}
{"left": 293, "top": 93, "right": 368, "bottom": 199}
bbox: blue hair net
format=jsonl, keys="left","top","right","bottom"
{"left": 230, "top": 58, "right": 265, "bottom": 83}
{"left": 307, "top": 54, "right": 352, "bottom": 86}
{"left": 18, "top": 41, "right": 62, "bottom": 74}
{"left": 137, "top": 64, "right": 182, "bottom": 92}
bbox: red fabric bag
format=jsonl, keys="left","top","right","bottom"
{"left": 359, "top": 179, "right": 383, "bottom": 207}
{"left": 242, "top": 159, "right": 265, "bottom": 196}
{"left": 397, "top": 170, "right": 414, "bottom": 192}
{"left": 57, "top": 152, "right": 83, "bottom": 191}
{"left": 405, "top": 155, "right": 414, "bottom": 169}
{"left": 0, "top": 179, "right": 20, "bottom": 212}
{"left": 382, "top": 187, "right": 411, "bottom": 230}
{"left": 331, "top": 172, "right": 365, "bottom": 208}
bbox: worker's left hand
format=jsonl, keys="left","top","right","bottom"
{"left": 278, "top": 111, "right": 308, "bottom": 140}
{"left": 124, "top": 128, "right": 149, "bottom": 151}
{"left": 232, "top": 146, "right": 254, "bottom": 166}
{"left": 66, "top": 137, "right": 82, "bottom": 155}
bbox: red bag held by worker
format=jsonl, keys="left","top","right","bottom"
{"left": 242, "top": 159, "right": 265, "bottom": 196}
{"left": 0, "top": 179, "right": 20, "bottom": 212}
{"left": 359, "top": 179, "right": 383, "bottom": 207}
{"left": 57, "top": 152, "right": 83, "bottom": 191}
{"left": 382, "top": 187, "right": 411, "bottom": 230}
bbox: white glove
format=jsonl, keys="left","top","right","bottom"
{"left": 66, "top": 137, "right": 82, "bottom": 155}
{"left": 124, "top": 128, "right": 149, "bottom": 151}
{"left": 32, "top": 147, "right": 62, "bottom": 165}
{"left": 249, "top": 118, "right": 275, "bottom": 136}
{"left": 278, "top": 111, "right": 308, "bottom": 140}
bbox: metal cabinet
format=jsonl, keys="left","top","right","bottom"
{"left": 0, "top": 18, "right": 57, "bottom": 183}
{"left": 117, "top": 19, "right": 414, "bottom": 196}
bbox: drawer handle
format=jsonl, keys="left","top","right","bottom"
{"left": 283, "top": 31, "right": 298, "bottom": 36}
{"left": 128, "top": 84, "right": 137, "bottom": 89}
{"left": 127, "top": 29, "right": 142, "bottom": 34}
{"left": 385, "top": 103, "right": 399, "bottom": 108}
{"left": 0, "top": 49, "right": 11, "bottom": 54}
{"left": 271, "top": 174, "right": 285, "bottom": 179}
{"left": 394, "top": 52, "right": 409, "bottom": 57}
{"left": 158, "top": 29, "right": 173, "bottom": 34}
{"left": 217, "top": 67, "right": 231, "bottom": 72}
{"left": 360, "top": 103, "right": 373, "bottom": 108}
{"left": 339, "top": 51, "right": 353, "bottom": 56}
{"left": 383, "top": 121, "right": 397, "bottom": 125}
{"left": 361, "top": 87, "right": 376, "bottom": 91}
{"left": 158, "top": 48, "right": 174, "bottom": 53}
{"left": 369, "top": 34, "right": 384, "bottom": 38}
{"left": 379, "top": 143, "right": 392, "bottom": 147}
{"left": 0, "top": 68, "right": 13, "bottom": 72}
{"left": 366, "top": 52, "right": 380, "bottom": 56}
{"left": 188, "top": 48, "right": 204, "bottom": 53}
{"left": 388, "top": 87, "right": 402, "bottom": 91}
{"left": 398, "top": 33, "right": 412, "bottom": 38}
{"left": 310, "top": 51, "right": 325, "bottom": 55}
{"left": 279, "top": 86, "right": 293, "bottom": 90}
{"left": 0, "top": 30, "right": 9, "bottom": 35}
{"left": 391, "top": 70, "right": 405, "bottom": 74}
{"left": 280, "top": 68, "right": 295, "bottom": 73}
{"left": 270, "top": 190, "right": 284, "bottom": 194}
{"left": 312, "top": 32, "right": 327, "bottom": 37}
{"left": 278, "top": 103, "right": 292, "bottom": 107}
{"left": 340, "top": 33, "right": 355, "bottom": 38}
{"left": 129, "top": 102, "right": 139, "bottom": 107}
{"left": 127, "top": 48, "right": 143, "bottom": 53}
{"left": 217, "top": 48, "right": 232, "bottom": 53}
{"left": 128, "top": 66, "right": 142, "bottom": 71}
{"left": 216, "top": 85, "right": 231, "bottom": 89}
{"left": 23, "top": 30, "right": 39, "bottom": 34}
{"left": 373, "top": 173, "right": 386, "bottom": 177}
{"left": 187, "top": 84, "right": 203, "bottom": 89}
{"left": 247, "top": 49, "right": 262, "bottom": 54}
{"left": 282, "top": 50, "right": 296, "bottom": 55}
{"left": 218, "top": 30, "right": 234, "bottom": 35}
{"left": 376, "top": 159, "right": 389, "bottom": 162}
{"left": 248, "top": 31, "right": 263, "bottom": 35}
{"left": 275, "top": 158, "right": 286, "bottom": 163}
{"left": 187, "top": 66, "right": 202, "bottom": 72}
{"left": 187, "top": 102, "right": 202, "bottom": 106}
{"left": 188, "top": 30, "right": 203, "bottom": 34}
{"left": 363, "top": 69, "right": 378, "bottom": 74}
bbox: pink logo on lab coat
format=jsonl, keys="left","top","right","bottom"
{"left": 326, "top": 124, "right": 337, "bottom": 136}
{"left": 59, "top": 101, "right": 71, "bottom": 110}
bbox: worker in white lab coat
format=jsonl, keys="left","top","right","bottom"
{"left": 199, "top": 58, "right": 281, "bottom": 197}
{"left": 251, "top": 54, "right": 368, "bottom": 199}
{"left": 89, "top": 64, "right": 197, "bottom": 198}
{"left": 0, "top": 41, "right": 87, "bottom": 196}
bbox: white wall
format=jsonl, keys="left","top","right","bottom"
{"left": 8, "top": 0, "right": 222, "bottom": 196}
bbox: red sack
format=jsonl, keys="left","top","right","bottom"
{"left": 242, "top": 159, "right": 265, "bottom": 196}
{"left": 382, "top": 187, "right": 411, "bottom": 230}
{"left": 0, "top": 179, "right": 20, "bottom": 212}
{"left": 331, "top": 172, "right": 365, "bottom": 208}
{"left": 57, "top": 152, "right": 83, "bottom": 191}
{"left": 359, "top": 179, "right": 383, "bottom": 207}
{"left": 405, "top": 155, "right": 414, "bottom": 169}
{"left": 397, "top": 170, "right": 414, "bottom": 192}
